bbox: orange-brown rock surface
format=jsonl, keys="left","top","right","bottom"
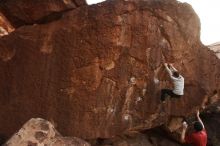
{"left": 0, "top": 0, "right": 219, "bottom": 142}
{"left": 4, "top": 118, "right": 90, "bottom": 146}
{"left": 91, "top": 110, "right": 220, "bottom": 146}
{"left": 0, "top": 0, "right": 87, "bottom": 27}
{"left": 208, "top": 42, "right": 220, "bottom": 59}
{"left": 90, "top": 129, "right": 182, "bottom": 146}
{"left": 0, "top": 12, "right": 13, "bottom": 36}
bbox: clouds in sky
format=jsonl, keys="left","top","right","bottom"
{"left": 87, "top": 0, "right": 105, "bottom": 5}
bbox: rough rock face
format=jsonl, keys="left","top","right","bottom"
{"left": 90, "top": 130, "right": 182, "bottom": 146}
{"left": 203, "top": 113, "right": 220, "bottom": 146}
{"left": 208, "top": 42, "right": 220, "bottom": 59}
{"left": 91, "top": 110, "right": 220, "bottom": 146}
{"left": 4, "top": 118, "right": 90, "bottom": 146}
{"left": 0, "top": 0, "right": 87, "bottom": 27}
{"left": 0, "top": 0, "right": 220, "bottom": 141}
{"left": 0, "top": 12, "right": 13, "bottom": 36}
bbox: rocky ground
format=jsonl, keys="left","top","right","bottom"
{"left": 1, "top": 112, "right": 220, "bottom": 146}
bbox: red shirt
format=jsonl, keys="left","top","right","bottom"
{"left": 185, "top": 130, "right": 207, "bottom": 146}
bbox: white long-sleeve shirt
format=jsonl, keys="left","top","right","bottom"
{"left": 165, "top": 65, "right": 184, "bottom": 95}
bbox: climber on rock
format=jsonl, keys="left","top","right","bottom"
{"left": 160, "top": 63, "right": 184, "bottom": 102}
{"left": 181, "top": 110, "right": 207, "bottom": 146}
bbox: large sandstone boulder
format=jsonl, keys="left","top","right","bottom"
{"left": 4, "top": 118, "right": 90, "bottom": 146}
{"left": 0, "top": 0, "right": 87, "bottom": 27}
{"left": 0, "top": 0, "right": 219, "bottom": 141}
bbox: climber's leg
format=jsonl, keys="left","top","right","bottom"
{"left": 170, "top": 94, "right": 181, "bottom": 99}
{"left": 160, "top": 89, "right": 173, "bottom": 102}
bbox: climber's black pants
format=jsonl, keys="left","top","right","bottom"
{"left": 160, "top": 89, "right": 181, "bottom": 101}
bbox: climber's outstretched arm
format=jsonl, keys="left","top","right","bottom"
{"left": 196, "top": 110, "right": 205, "bottom": 129}
{"left": 181, "top": 121, "right": 188, "bottom": 143}
{"left": 169, "top": 64, "right": 178, "bottom": 72}
{"left": 164, "top": 63, "right": 172, "bottom": 77}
